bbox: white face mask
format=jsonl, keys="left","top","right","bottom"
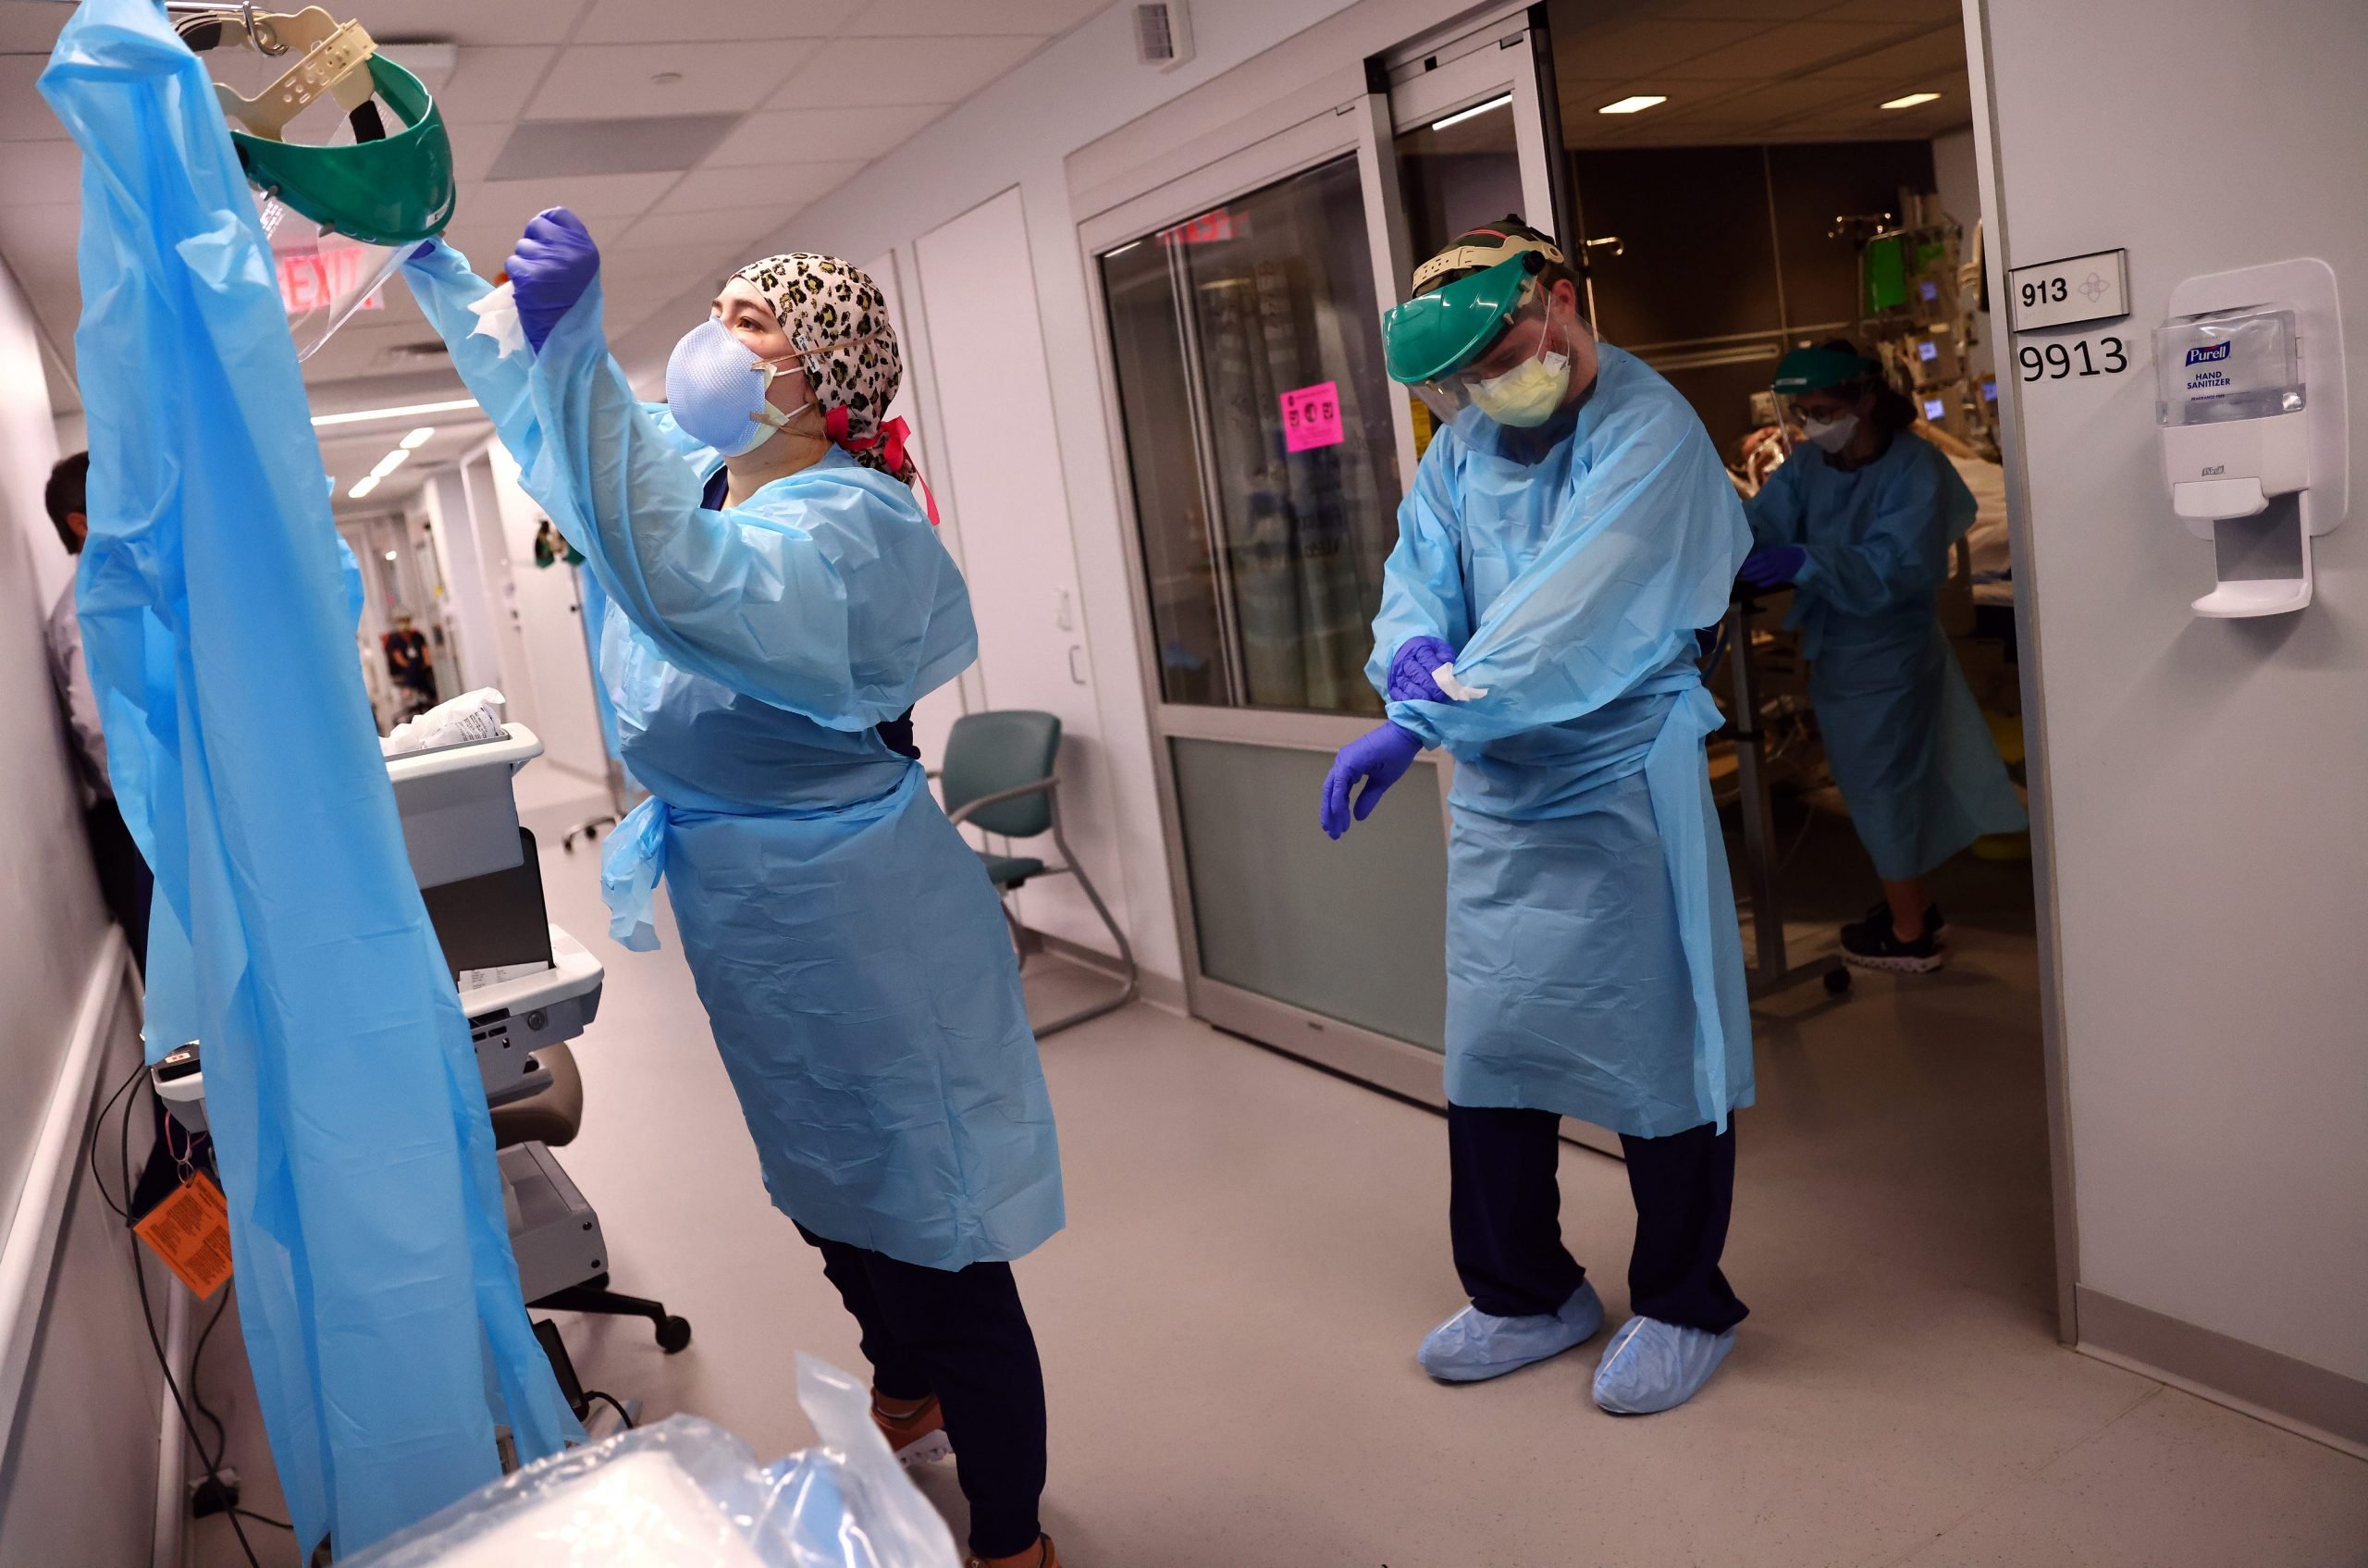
{"left": 1802, "top": 412, "right": 1859, "bottom": 453}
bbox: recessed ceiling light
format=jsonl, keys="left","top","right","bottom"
{"left": 349, "top": 475, "right": 381, "bottom": 499}
{"left": 370, "top": 449, "right": 411, "bottom": 479}
{"left": 383, "top": 549, "right": 398, "bottom": 561}
{"left": 311, "top": 398, "right": 478, "bottom": 428}
{"left": 1881, "top": 91, "right": 1942, "bottom": 109}
{"left": 1433, "top": 94, "right": 1512, "bottom": 131}
{"left": 400, "top": 426, "right": 436, "bottom": 449}
{"left": 1597, "top": 94, "right": 1667, "bottom": 115}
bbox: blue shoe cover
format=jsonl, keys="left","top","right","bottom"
{"left": 1590, "top": 1315, "right": 1736, "bottom": 1414}
{"left": 1417, "top": 1281, "right": 1604, "bottom": 1383}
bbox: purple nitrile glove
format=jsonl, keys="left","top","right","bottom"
{"left": 1320, "top": 722, "right": 1424, "bottom": 840}
{"left": 506, "top": 207, "right": 599, "bottom": 352}
{"left": 1387, "top": 635, "right": 1458, "bottom": 704}
{"left": 1738, "top": 544, "right": 1807, "bottom": 589}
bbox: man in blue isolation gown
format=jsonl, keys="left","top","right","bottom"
{"left": 1322, "top": 218, "right": 1754, "bottom": 1415}
{"left": 1739, "top": 344, "right": 2029, "bottom": 973}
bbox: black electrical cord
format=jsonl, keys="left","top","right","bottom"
{"left": 236, "top": 1508, "right": 296, "bottom": 1533}
{"left": 95, "top": 1068, "right": 265, "bottom": 1568}
{"left": 86, "top": 1058, "right": 146, "bottom": 1220}
{"left": 189, "top": 1278, "right": 235, "bottom": 1463}
{"left": 582, "top": 1389, "right": 635, "bottom": 1430}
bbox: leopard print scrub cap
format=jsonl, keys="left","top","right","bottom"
{"left": 732, "top": 252, "right": 907, "bottom": 478}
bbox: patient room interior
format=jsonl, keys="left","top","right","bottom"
{"left": 1, "top": 0, "right": 2362, "bottom": 1563}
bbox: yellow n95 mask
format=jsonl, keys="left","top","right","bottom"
{"left": 1468, "top": 336, "right": 1572, "bottom": 428}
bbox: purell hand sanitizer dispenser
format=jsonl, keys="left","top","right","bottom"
{"left": 2155, "top": 259, "right": 2347, "bottom": 616}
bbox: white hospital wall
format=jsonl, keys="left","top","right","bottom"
{"left": 1978, "top": 0, "right": 2368, "bottom": 1428}
{"left": 0, "top": 254, "right": 172, "bottom": 1567}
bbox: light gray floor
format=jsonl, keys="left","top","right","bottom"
{"left": 191, "top": 784, "right": 2368, "bottom": 1566}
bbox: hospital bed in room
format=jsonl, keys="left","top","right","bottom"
{"left": 152, "top": 722, "right": 689, "bottom": 1431}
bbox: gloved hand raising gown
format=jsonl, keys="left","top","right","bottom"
{"left": 508, "top": 207, "right": 598, "bottom": 353}
{"left": 1386, "top": 635, "right": 1457, "bottom": 703}
{"left": 401, "top": 244, "right": 974, "bottom": 730}
{"left": 1737, "top": 544, "right": 1806, "bottom": 588}
{"left": 1371, "top": 348, "right": 1751, "bottom": 764}
{"left": 1320, "top": 722, "right": 1422, "bottom": 839}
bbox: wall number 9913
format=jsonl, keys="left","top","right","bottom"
{"left": 2018, "top": 335, "right": 2128, "bottom": 381}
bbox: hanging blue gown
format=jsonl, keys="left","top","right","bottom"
{"left": 1371, "top": 346, "right": 1755, "bottom": 1139}
{"left": 404, "top": 246, "right": 1061, "bottom": 1273}
{"left": 1745, "top": 434, "right": 2027, "bottom": 882}
{"left": 41, "top": 5, "right": 578, "bottom": 1552}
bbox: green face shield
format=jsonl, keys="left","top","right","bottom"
{"left": 1382, "top": 253, "right": 1544, "bottom": 384}
{"left": 231, "top": 53, "right": 456, "bottom": 248}
{"left": 1771, "top": 345, "right": 1880, "bottom": 396}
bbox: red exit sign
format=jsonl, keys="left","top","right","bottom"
{"left": 276, "top": 246, "right": 386, "bottom": 317}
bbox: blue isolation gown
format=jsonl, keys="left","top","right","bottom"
{"left": 41, "top": 4, "right": 578, "bottom": 1553}
{"left": 1745, "top": 434, "right": 2027, "bottom": 882}
{"left": 404, "top": 247, "right": 1061, "bottom": 1272}
{"left": 1373, "top": 346, "right": 1755, "bottom": 1139}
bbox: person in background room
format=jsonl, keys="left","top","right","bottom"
{"left": 44, "top": 451, "right": 152, "bottom": 972}
{"left": 1738, "top": 342, "right": 2028, "bottom": 973}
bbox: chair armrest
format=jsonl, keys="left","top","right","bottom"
{"left": 944, "top": 775, "right": 1057, "bottom": 829}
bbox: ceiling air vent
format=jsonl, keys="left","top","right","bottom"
{"left": 379, "top": 340, "right": 452, "bottom": 366}
{"left": 1134, "top": 2, "right": 1193, "bottom": 72}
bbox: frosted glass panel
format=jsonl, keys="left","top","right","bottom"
{"left": 1171, "top": 737, "right": 1447, "bottom": 1052}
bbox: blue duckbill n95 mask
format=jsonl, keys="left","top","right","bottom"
{"left": 663, "top": 315, "right": 813, "bottom": 457}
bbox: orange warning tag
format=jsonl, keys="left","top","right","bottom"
{"left": 134, "top": 1171, "right": 235, "bottom": 1300}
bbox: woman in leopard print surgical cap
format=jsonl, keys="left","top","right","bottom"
{"left": 401, "top": 209, "right": 1067, "bottom": 1568}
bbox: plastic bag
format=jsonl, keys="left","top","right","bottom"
{"left": 382, "top": 686, "right": 509, "bottom": 755}
{"left": 340, "top": 1356, "right": 961, "bottom": 1568}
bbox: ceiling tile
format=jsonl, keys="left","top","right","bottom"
{"left": 467, "top": 173, "right": 684, "bottom": 233}
{"left": 845, "top": 0, "right": 1106, "bottom": 35}
{"left": 769, "top": 33, "right": 1040, "bottom": 109}
{"left": 617, "top": 205, "right": 797, "bottom": 253}
{"left": 653, "top": 160, "right": 863, "bottom": 215}
{"left": 524, "top": 43, "right": 802, "bottom": 120}
{"left": 705, "top": 103, "right": 943, "bottom": 166}
{"left": 1809, "top": 0, "right": 1967, "bottom": 21}
{"left": 433, "top": 46, "right": 559, "bottom": 126}
{"left": 489, "top": 115, "right": 742, "bottom": 179}
{"left": 445, "top": 120, "right": 509, "bottom": 183}
{"left": 14, "top": 140, "right": 79, "bottom": 205}
{"left": 1811, "top": 26, "right": 1967, "bottom": 80}
{"left": 574, "top": 0, "right": 854, "bottom": 43}
{"left": 0, "top": 2, "right": 69, "bottom": 52}
{"left": 1553, "top": 18, "right": 1734, "bottom": 81}
{"left": 349, "top": 0, "right": 594, "bottom": 45}
{"left": 1659, "top": 19, "right": 1900, "bottom": 80}
{"left": 0, "top": 55, "right": 66, "bottom": 142}
{"left": 1673, "top": 76, "right": 1869, "bottom": 123}
{"left": 1642, "top": 0, "right": 1836, "bottom": 18}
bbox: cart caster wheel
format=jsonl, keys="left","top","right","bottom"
{"left": 656, "top": 1316, "right": 693, "bottom": 1354}
{"left": 1823, "top": 966, "right": 1853, "bottom": 995}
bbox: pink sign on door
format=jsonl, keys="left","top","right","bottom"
{"left": 1279, "top": 380, "right": 1343, "bottom": 452}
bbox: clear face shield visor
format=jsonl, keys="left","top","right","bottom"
{"left": 1770, "top": 387, "right": 1870, "bottom": 454}
{"left": 1391, "top": 275, "right": 1576, "bottom": 432}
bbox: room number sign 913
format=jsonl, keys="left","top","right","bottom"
{"left": 2017, "top": 334, "right": 2128, "bottom": 382}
